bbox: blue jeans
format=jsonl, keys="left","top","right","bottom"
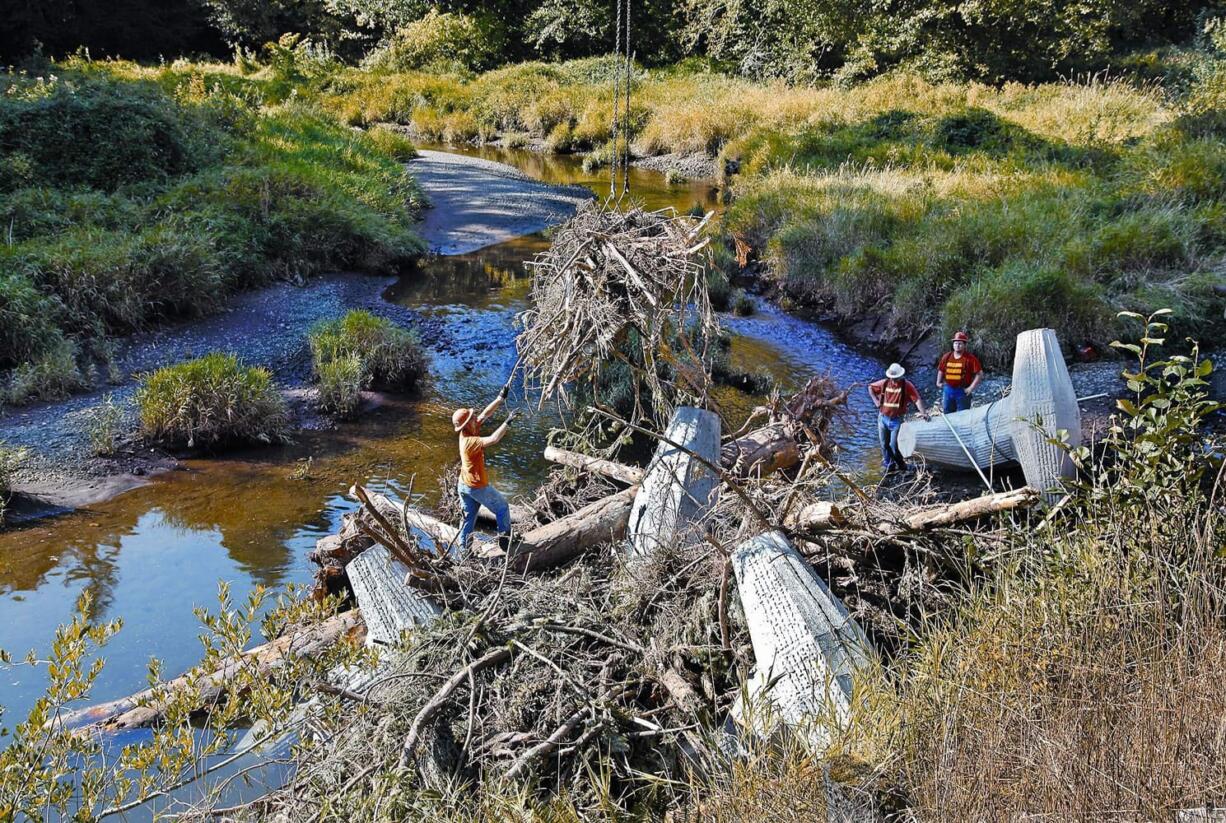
{"left": 942, "top": 385, "right": 971, "bottom": 414}
{"left": 877, "top": 413, "right": 904, "bottom": 472}
{"left": 457, "top": 482, "right": 511, "bottom": 552}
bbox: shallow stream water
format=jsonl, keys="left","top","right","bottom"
{"left": 0, "top": 146, "right": 886, "bottom": 738}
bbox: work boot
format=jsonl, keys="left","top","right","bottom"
{"left": 497, "top": 532, "right": 513, "bottom": 553}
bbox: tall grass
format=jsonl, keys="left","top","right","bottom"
{"left": 309, "top": 310, "right": 429, "bottom": 417}
{"left": 0, "top": 441, "right": 27, "bottom": 525}
{"left": 136, "top": 353, "right": 290, "bottom": 449}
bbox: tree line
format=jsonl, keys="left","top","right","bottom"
{"left": 1, "top": 0, "right": 1219, "bottom": 83}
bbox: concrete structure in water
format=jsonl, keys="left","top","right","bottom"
{"left": 898, "top": 328, "right": 1080, "bottom": 501}
{"left": 731, "top": 530, "right": 872, "bottom": 747}
{"left": 626, "top": 406, "right": 721, "bottom": 560}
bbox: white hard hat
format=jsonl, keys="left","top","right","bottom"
{"left": 885, "top": 363, "right": 906, "bottom": 379}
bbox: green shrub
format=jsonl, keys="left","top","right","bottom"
{"left": 309, "top": 310, "right": 428, "bottom": 405}
{"left": 365, "top": 11, "right": 495, "bottom": 74}
{"left": 731, "top": 289, "right": 756, "bottom": 316}
{"left": 0, "top": 77, "right": 217, "bottom": 192}
{"left": 87, "top": 395, "right": 124, "bottom": 457}
{"left": 942, "top": 263, "right": 1110, "bottom": 367}
{"left": 136, "top": 353, "right": 290, "bottom": 449}
{"left": 315, "top": 355, "right": 365, "bottom": 418}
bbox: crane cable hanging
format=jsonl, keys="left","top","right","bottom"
{"left": 608, "top": 0, "right": 633, "bottom": 202}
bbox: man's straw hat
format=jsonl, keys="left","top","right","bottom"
{"left": 452, "top": 408, "right": 474, "bottom": 432}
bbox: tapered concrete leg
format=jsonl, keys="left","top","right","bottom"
{"left": 347, "top": 544, "right": 441, "bottom": 646}
{"left": 731, "top": 531, "right": 872, "bottom": 747}
{"left": 898, "top": 397, "right": 1016, "bottom": 467}
{"left": 626, "top": 406, "right": 721, "bottom": 561}
{"left": 1009, "top": 328, "right": 1080, "bottom": 503}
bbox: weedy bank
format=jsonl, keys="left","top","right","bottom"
{"left": 322, "top": 53, "right": 1226, "bottom": 365}
{"left": 0, "top": 54, "right": 426, "bottom": 406}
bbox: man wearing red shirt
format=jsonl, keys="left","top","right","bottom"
{"left": 937, "top": 330, "right": 983, "bottom": 414}
{"left": 869, "top": 362, "right": 928, "bottom": 474}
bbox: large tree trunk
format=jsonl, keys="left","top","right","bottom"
{"left": 59, "top": 609, "right": 364, "bottom": 733}
{"left": 504, "top": 487, "right": 638, "bottom": 572}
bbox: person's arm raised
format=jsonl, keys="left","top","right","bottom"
{"left": 476, "top": 385, "right": 509, "bottom": 423}
{"left": 481, "top": 410, "right": 517, "bottom": 446}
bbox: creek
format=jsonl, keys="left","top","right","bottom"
{"left": 0, "top": 145, "right": 887, "bottom": 736}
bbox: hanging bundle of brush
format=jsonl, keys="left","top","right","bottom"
{"left": 516, "top": 201, "right": 719, "bottom": 429}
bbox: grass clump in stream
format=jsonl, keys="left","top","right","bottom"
{"left": 136, "top": 353, "right": 289, "bottom": 449}
{"left": 309, "top": 310, "right": 429, "bottom": 417}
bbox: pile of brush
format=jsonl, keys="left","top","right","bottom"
{"left": 516, "top": 202, "right": 718, "bottom": 427}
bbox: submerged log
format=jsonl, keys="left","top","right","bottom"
{"left": 544, "top": 446, "right": 646, "bottom": 485}
{"left": 61, "top": 609, "right": 364, "bottom": 733}
{"left": 721, "top": 422, "right": 800, "bottom": 478}
{"left": 731, "top": 531, "right": 873, "bottom": 747}
{"left": 627, "top": 406, "right": 721, "bottom": 561}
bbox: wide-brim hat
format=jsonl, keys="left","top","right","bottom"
{"left": 885, "top": 363, "right": 906, "bottom": 379}
{"left": 952, "top": 330, "right": 970, "bottom": 343}
{"left": 452, "top": 407, "right": 475, "bottom": 432}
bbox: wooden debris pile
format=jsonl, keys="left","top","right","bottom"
{"left": 516, "top": 201, "right": 718, "bottom": 426}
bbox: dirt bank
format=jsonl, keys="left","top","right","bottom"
{"left": 0, "top": 151, "right": 592, "bottom": 516}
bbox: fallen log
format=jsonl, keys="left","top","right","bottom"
{"left": 901, "top": 486, "right": 1038, "bottom": 531}
{"left": 347, "top": 544, "right": 441, "bottom": 646}
{"left": 721, "top": 422, "right": 800, "bottom": 478}
{"left": 60, "top": 609, "right": 364, "bottom": 733}
{"left": 505, "top": 487, "right": 638, "bottom": 572}
{"left": 544, "top": 446, "right": 646, "bottom": 485}
{"left": 788, "top": 501, "right": 846, "bottom": 532}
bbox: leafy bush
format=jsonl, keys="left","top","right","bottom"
{"left": 0, "top": 76, "right": 217, "bottom": 191}
{"left": 136, "top": 353, "right": 290, "bottom": 449}
{"left": 309, "top": 310, "right": 428, "bottom": 414}
{"left": 365, "top": 11, "right": 495, "bottom": 74}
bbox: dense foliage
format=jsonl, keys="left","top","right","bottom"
{"left": 4, "top": 0, "right": 1217, "bottom": 84}
{"left": 0, "top": 60, "right": 425, "bottom": 405}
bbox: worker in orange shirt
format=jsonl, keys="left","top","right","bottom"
{"left": 451, "top": 386, "right": 517, "bottom": 555}
{"left": 937, "top": 330, "right": 983, "bottom": 414}
{"left": 868, "top": 362, "right": 928, "bottom": 474}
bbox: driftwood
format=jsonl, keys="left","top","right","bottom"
{"left": 792, "top": 487, "right": 1038, "bottom": 538}
{"left": 503, "top": 487, "right": 638, "bottom": 573}
{"left": 544, "top": 446, "right": 645, "bottom": 485}
{"left": 61, "top": 609, "right": 364, "bottom": 733}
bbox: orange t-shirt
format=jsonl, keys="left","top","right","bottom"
{"left": 459, "top": 434, "right": 488, "bottom": 488}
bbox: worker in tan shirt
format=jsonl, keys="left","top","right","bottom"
{"left": 451, "top": 386, "right": 517, "bottom": 554}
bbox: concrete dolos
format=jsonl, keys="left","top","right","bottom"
{"left": 897, "top": 396, "right": 1016, "bottom": 468}
{"left": 731, "top": 531, "right": 872, "bottom": 748}
{"left": 1009, "top": 328, "right": 1081, "bottom": 503}
{"left": 626, "top": 406, "right": 721, "bottom": 561}
{"left": 898, "top": 328, "right": 1080, "bottom": 500}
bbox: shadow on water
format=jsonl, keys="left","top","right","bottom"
{"left": 0, "top": 144, "right": 886, "bottom": 759}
